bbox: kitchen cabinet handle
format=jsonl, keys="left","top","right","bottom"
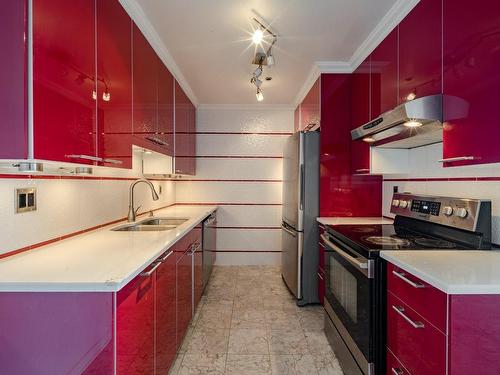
{"left": 102, "top": 158, "right": 123, "bottom": 165}
{"left": 321, "top": 234, "right": 369, "bottom": 271}
{"left": 392, "top": 305, "right": 425, "bottom": 329}
{"left": 392, "top": 270, "right": 425, "bottom": 289}
{"left": 318, "top": 242, "right": 325, "bottom": 248}
{"left": 317, "top": 272, "right": 324, "bottom": 281}
{"left": 146, "top": 136, "right": 169, "bottom": 146}
{"left": 281, "top": 224, "right": 297, "bottom": 237}
{"left": 158, "top": 250, "right": 173, "bottom": 262}
{"left": 355, "top": 168, "right": 370, "bottom": 173}
{"left": 392, "top": 368, "right": 404, "bottom": 375}
{"left": 438, "top": 156, "right": 475, "bottom": 163}
{"left": 140, "top": 261, "right": 161, "bottom": 277}
{"left": 299, "top": 164, "right": 305, "bottom": 210}
{"left": 65, "top": 154, "right": 103, "bottom": 162}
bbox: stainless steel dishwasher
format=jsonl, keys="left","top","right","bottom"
{"left": 202, "top": 212, "right": 217, "bottom": 291}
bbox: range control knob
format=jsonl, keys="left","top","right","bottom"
{"left": 392, "top": 199, "right": 400, "bottom": 207}
{"left": 399, "top": 200, "right": 409, "bottom": 208}
{"left": 443, "top": 206, "right": 454, "bottom": 216}
{"left": 456, "top": 207, "right": 468, "bottom": 218}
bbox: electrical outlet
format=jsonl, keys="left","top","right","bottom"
{"left": 393, "top": 186, "right": 399, "bottom": 193}
{"left": 16, "top": 188, "right": 37, "bottom": 213}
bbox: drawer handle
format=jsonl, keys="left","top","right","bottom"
{"left": 392, "top": 368, "right": 404, "bottom": 375}
{"left": 102, "top": 158, "right": 123, "bottom": 165}
{"left": 158, "top": 250, "right": 173, "bottom": 262}
{"left": 318, "top": 272, "right": 324, "bottom": 280}
{"left": 392, "top": 270, "right": 425, "bottom": 289}
{"left": 140, "top": 261, "right": 161, "bottom": 277}
{"left": 392, "top": 305, "right": 425, "bottom": 329}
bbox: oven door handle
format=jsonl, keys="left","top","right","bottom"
{"left": 321, "top": 234, "right": 372, "bottom": 277}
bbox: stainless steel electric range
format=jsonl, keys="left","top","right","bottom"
{"left": 321, "top": 193, "right": 492, "bottom": 375}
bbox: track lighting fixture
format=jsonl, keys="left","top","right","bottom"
{"left": 249, "top": 17, "right": 277, "bottom": 102}
{"left": 256, "top": 88, "right": 264, "bottom": 102}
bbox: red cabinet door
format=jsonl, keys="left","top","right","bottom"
{"left": 398, "top": 0, "right": 442, "bottom": 103}
{"left": 300, "top": 78, "right": 320, "bottom": 131}
{"left": 132, "top": 23, "right": 157, "bottom": 150}
{"left": 192, "top": 226, "right": 203, "bottom": 311}
{"left": 157, "top": 61, "right": 174, "bottom": 156}
{"left": 0, "top": 0, "right": 28, "bottom": 159}
{"left": 371, "top": 28, "right": 398, "bottom": 118}
{"left": 97, "top": 0, "right": 133, "bottom": 169}
{"left": 174, "top": 81, "right": 196, "bottom": 175}
{"left": 442, "top": 0, "right": 500, "bottom": 167}
{"left": 33, "top": 0, "right": 97, "bottom": 165}
{"left": 116, "top": 271, "right": 155, "bottom": 375}
{"left": 176, "top": 238, "right": 193, "bottom": 347}
{"left": 350, "top": 57, "right": 371, "bottom": 174}
{"left": 155, "top": 251, "right": 177, "bottom": 374}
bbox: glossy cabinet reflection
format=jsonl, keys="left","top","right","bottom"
{"left": 300, "top": 78, "right": 320, "bottom": 131}
{"left": 350, "top": 57, "right": 371, "bottom": 174}
{"left": 157, "top": 60, "right": 175, "bottom": 156}
{"left": 442, "top": 0, "right": 500, "bottom": 166}
{"left": 97, "top": 0, "right": 133, "bottom": 168}
{"left": 398, "top": 0, "right": 442, "bottom": 103}
{"left": 174, "top": 81, "right": 196, "bottom": 175}
{"left": 33, "top": 0, "right": 97, "bottom": 165}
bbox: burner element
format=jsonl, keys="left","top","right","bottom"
{"left": 413, "top": 238, "right": 457, "bottom": 249}
{"left": 363, "top": 236, "right": 411, "bottom": 246}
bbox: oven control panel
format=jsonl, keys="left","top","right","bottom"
{"left": 390, "top": 193, "right": 491, "bottom": 232}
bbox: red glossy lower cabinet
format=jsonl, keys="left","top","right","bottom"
{"left": 387, "top": 291, "right": 446, "bottom": 375}
{"left": 116, "top": 271, "right": 155, "bottom": 375}
{"left": 386, "top": 349, "right": 410, "bottom": 375}
{"left": 155, "top": 251, "right": 177, "bottom": 374}
{"left": 176, "top": 242, "right": 193, "bottom": 347}
{"left": 193, "top": 231, "right": 203, "bottom": 311}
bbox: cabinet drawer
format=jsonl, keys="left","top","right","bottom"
{"left": 386, "top": 349, "right": 410, "bottom": 375}
{"left": 387, "top": 292, "right": 446, "bottom": 375}
{"left": 387, "top": 263, "right": 447, "bottom": 332}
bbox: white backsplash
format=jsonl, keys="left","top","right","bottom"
{"left": 382, "top": 143, "right": 500, "bottom": 245}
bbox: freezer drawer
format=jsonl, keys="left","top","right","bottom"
{"left": 281, "top": 224, "right": 302, "bottom": 299}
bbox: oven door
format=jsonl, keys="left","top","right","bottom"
{"left": 321, "top": 233, "right": 374, "bottom": 375}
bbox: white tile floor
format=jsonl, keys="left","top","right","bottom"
{"left": 169, "top": 266, "right": 343, "bottom": 375}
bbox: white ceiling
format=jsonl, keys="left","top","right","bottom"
{"left": 126, "top": 0, "right": 406, "bottom": 105}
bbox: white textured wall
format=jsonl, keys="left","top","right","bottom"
{"left": 0, "top": 153, "right": 176, "bottom": 255}
{"left": 382, "top": 143, "right": 500, "bottom": 245}
{"left": 176, "top": 106, "right": 294, "bottom": 265}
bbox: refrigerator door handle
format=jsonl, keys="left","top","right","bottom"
{"left": 299, "top": 164, "right": 305, "bottom": 210}
{"left": 281, "top": 224, "right": 297, "bottom": 237}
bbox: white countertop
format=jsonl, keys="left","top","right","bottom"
{"left": 381, "top": 250, "right": 500, "bottom": 295}
{"left": 0, "top": 205, "right": 216, "bottom": 292}
{"left": 317, "top": 217, "right": 394, "bottom": 226}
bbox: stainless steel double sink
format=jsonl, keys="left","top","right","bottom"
{"left": 112, "top": 217, "right": 189, "bottom": 232}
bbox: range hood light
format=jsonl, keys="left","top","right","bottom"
{"left": 404, "top": 120, "right": 423, "bottom": 128}
{"left": 363, "top": 137, "right": 376, "bottom": 143}
{"left": 406, "top": 92, "right": 416, "bottom": 101}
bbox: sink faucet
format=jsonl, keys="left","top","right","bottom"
{"left": 128, "top": 178, "right": 160, "bottom": 222}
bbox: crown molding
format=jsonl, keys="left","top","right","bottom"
{"left": 197, "top": 104, "right": 295, "bottom": 111}
{"left": 349, "top": 0, "right": 419, "bottom": 71}
{"left": 118, "top": 0, "right": 199, "bottom": 107}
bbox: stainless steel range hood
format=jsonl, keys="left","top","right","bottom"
{"left": 351, "top": 94, "right": 468, "bottom": 149}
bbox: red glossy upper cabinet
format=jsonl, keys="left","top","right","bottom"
{"left": 157, "top": 61, "right": 174, "bottom": 156}
{"left": 371, "top": 28, "right": 398, "bottom": 118}
{"left": 33, "top": 0, "right": 97, "bottom": 165}
{"left": 350, "top": 57, "right": 371, "bottom": 174}
{"left": 132, "top": 24, "right": 157, "bottom": 150}
{"left": 0, "top": 0, "right": 28, "bottom": 159}
{"left": 116, "top": 271, "right": 155, "bottom": 375}
{"left": 398, "top": 0, "right": 442, "bottom": 103}
{"left": 442, "top": 0, "right": 500, "bottom": 167}
{"left": 300, "top": 78, "right": 320, "bottom": 131}
{"left": 96, "top": 0, "right": 132, "bottom": 169}
{"left": 174, "top": 81, "right": 196, "bottom": 175}
{"left": 155, "top": 251, "right": 177, "bottom": 374}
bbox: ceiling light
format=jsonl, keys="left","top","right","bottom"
{"left": 253, "top": 66, "right": 262, "bottom": 78}
{"left": 266, "top": 53, "right": 275, "bottom": 66}
{"left": 256, "top": 88, "right": 264, "bottom": 102}
{"left": 251, "top": 77, "right": 262, "bottom": 87}
{"left": 406, "top": 92, "right": 416, "bottom": 101}
{"left": 404, "top": 120, "right": 423, "bottom": 128}
{"left": 252, "top": 28, "right": 264, "bottom": 44}
{"left": 363, "top": 137, "right": 376, "bottom": 143}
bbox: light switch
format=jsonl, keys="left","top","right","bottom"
{"left": 16, "top": 188, "right": 37, "bottom": 213}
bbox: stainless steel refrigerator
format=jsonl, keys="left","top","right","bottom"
{"left": 281, "top": 131, "right": 320, "bottom": 306}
